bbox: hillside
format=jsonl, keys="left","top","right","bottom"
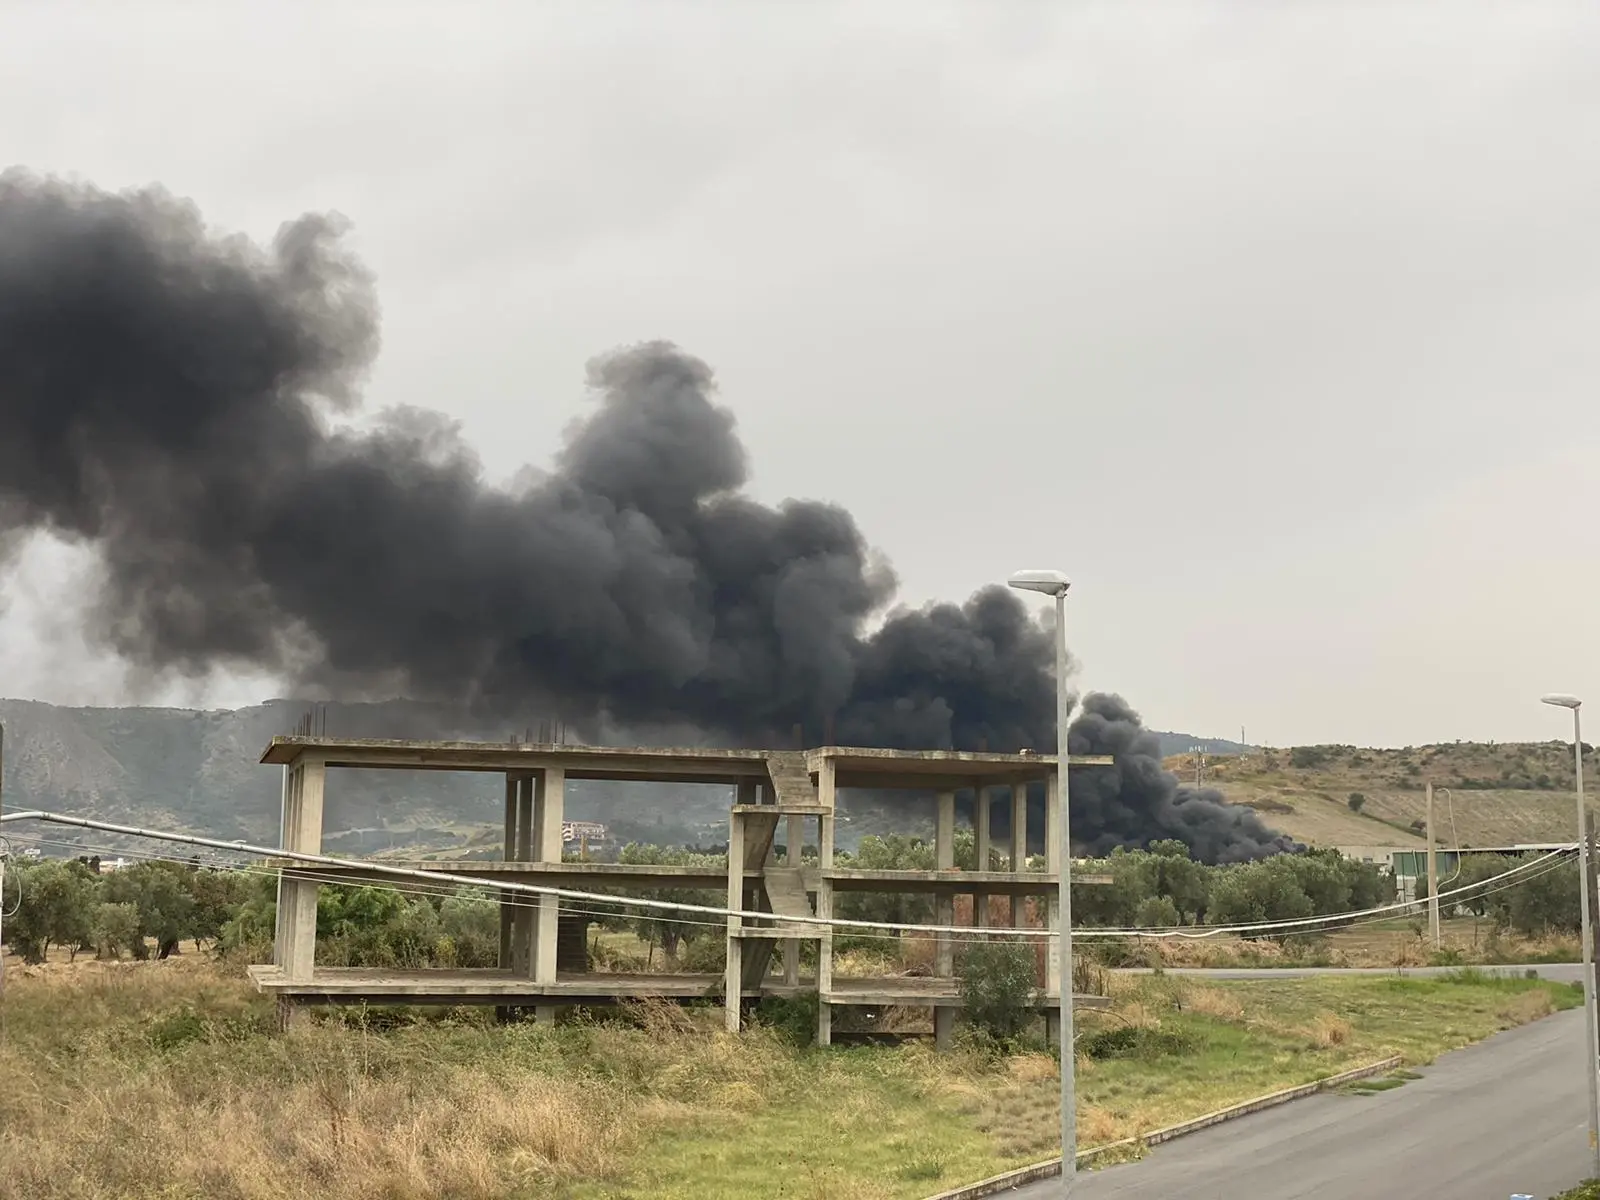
{"left": 0, "top": 698, "right": 740, "bottom": 853}
{"left": 1169, "top": 740, "right": 1593, "bottom": 850}
{"left": 12, "top": 698, "right": 1575, "bottom": 859}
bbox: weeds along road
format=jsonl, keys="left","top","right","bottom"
{"left": 1006, "top": 1006, "right": 1591, "bottom": 1200}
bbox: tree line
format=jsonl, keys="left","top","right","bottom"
{"left": 1, "top": 839, "right": 1577, "bottom": 969}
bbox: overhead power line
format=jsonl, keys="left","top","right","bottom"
{"left": 0, "top": 809, "right": 1578, "bottom": 942}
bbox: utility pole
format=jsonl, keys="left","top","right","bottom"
{"left": 1425, "top": 780, "right": 1440, "bottom": 949}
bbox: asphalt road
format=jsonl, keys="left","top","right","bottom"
{"left": 1112, "top": 963, "right": 1585, "bottom": 985}
{"left": 1006, "top": 1006, "right": 1594, "bottom": 1200}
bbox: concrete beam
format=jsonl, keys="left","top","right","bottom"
{"left": 271, "top": 861, "right": 1114, "bottom": 893}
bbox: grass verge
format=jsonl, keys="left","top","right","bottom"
{"left": 0, "top": 957, "right": 1581, "bottom": 1200}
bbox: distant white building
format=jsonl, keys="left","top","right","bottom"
{"left": 562, "top": 821, "right": 610, "bottom": 847}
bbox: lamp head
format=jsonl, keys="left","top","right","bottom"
{"left": 1007, "top": 569, "right": 1072, "bottom": 599}
{"left": 1542, "top": 693, "right": 1583, "bottom": 710}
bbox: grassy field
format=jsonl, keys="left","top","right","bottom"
{"left": 0, "top": 952, "right": 1582, "bottom": 1200}
{"left": 1171, "top": 739, "right": 1592, "bottom": 849}
{"left": 1120, "top": 914, "right": 1583, "bottom": 970}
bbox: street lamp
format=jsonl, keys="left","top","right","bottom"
{"left": 1009, "top": 569, "right": 1076, "bottom": 1193}
{"left": 1542, "top": 691, "right": 1600, "bottom": 1177}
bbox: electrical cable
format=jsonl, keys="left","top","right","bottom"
{"left": 0, "top": 809, "right": 1579, "bottom": 943}
{"left": 8, "top": 829, "right": 1580, "bottom": 963}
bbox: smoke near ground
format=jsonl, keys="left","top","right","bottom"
{"left": 0, "top": 170, "right": 1288, "bottom": 862}
{"left": 1067, "top": 694, "right": 1300, "bottom": 862}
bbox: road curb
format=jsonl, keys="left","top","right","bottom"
{"left": 921, "top": 1055, "right": 1405, "bottom": 1200}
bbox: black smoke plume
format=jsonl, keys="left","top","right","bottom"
{"left": 1067, "top": 694, "right": 1300, "bottom": 862}
{"left": 0, "top": 170, "right": 1289, "bottom": 862}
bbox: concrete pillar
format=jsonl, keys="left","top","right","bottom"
{"left": 724, "top": 800, "right": 746, "bottom": 1033}
{"left": 273, "top": 757, "right": 325, "bottom": 982}
{"left": 499, "top": 773, "right": 516, "bottom": 969}
{"left": 532, "top": 768, "right": 564, "bottom": 1007}
{"left": 973, "top": 780, "right": 990, "bottom": 929}
{"left": 272, "top": 764, "right": 298, "bottom": 975}
{"left": 515, "top": 773, "right": 534, "bottom": 860}
{"left": 785, "top": 813, "right": 803, "bottom": 985}
{"left": 815, "top": 756, "right": 836, "bottom": 1047}
{"left": 1045, "top": 767, "right": 1062, "bottom": 999}
{"left": 1010, "top": 781, "right": 1030, "bottom": 927}
{"left": 509, "top": 774, "right": 535, "bottom": 978}
{"left": 935, "top": 788, "right": 956, "bottom": 1046}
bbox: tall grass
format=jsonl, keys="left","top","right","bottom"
{"left": 0, "top": 960, "right": 784, "bottom": 1199}
{"left": 0, "top": 952, "right": 1581, "bottom": 1199}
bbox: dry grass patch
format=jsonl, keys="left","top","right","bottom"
{"left": 1307, "top": 1012, "right": 1352, "bottom": 1048}
{"left": 1497, "top": 989, "right": 1555, "bottom": 1024}
{"left": 1177, "top": 983, "right": 1244, "bottom": 1022}
{"left": 0, "top": 955, "right": 1583, "bottom": 1200}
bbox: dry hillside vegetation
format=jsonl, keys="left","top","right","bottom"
{"left": 1176, "top": 740, "right": 1592, "bottom": 849}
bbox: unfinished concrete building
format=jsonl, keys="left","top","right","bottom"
{"left": 249, "top": 737, "right": 1115, "bottom": 1044}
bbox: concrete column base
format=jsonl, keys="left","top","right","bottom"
{"left": 275, "top": 996, "right": 303, "bottom": 1033}
{"left": 934, "top": 1006, "right": 956, "bottom": 1051}
{"left": 1045, "top": 1009, "right": 1062, "bottom": 1049}
{"left": 817, "top": 1000, "right": 832, "bottom": 1047}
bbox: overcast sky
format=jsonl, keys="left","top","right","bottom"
{"left": 2, "top": 1, "right": 1599, "bottom": 748}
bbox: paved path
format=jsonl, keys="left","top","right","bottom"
{"left": 1006, "top": 1008, "right": 1593, "bottom": 1199}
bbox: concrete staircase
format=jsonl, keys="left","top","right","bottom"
{"left": 739, "top": 865, "right": 817, "bottom": 990}
{"left": 764, "top": 752, "right": 817, "bottom": 806}
{"left": 762, "top": 866, "right": 814, "bottom": 927}
{"left": 739, "top": 810, "right": 781, "bottom": 869}
{"left": 730, "top": 754, "right": 821, "bottom": 992}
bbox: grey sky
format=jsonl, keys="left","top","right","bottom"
{"left": 2, "top": 1, "right": 1598, "bottom": 747}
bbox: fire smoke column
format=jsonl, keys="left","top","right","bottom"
{"left": 0, "top": 169, "right": 1294, "bottom": 862}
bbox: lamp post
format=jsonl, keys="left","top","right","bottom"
{"left": 1542, "top": 692, "right": 1600, "bottom": 1178}
{"left": 1009, "top": 568, "right": 1075, "bottom": 1193}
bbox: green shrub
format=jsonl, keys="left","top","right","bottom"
{"left": 957, "top": 937, "right": 1037, "bottom": 1046}
{"left": 1079, "top": 1023, "right": 1198, "bottom": 1060}
{"left": 1134, "top": 895, "right": 1180, "bottom": 929}
{"left": 147, "top": 1006, "right": 207, "bottom": 1052}
{"left": 678, "top": 936, "right": 727, "bottom": 974}
{"left": 753, "top": 994, "right": 819, "bottom": 1048}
